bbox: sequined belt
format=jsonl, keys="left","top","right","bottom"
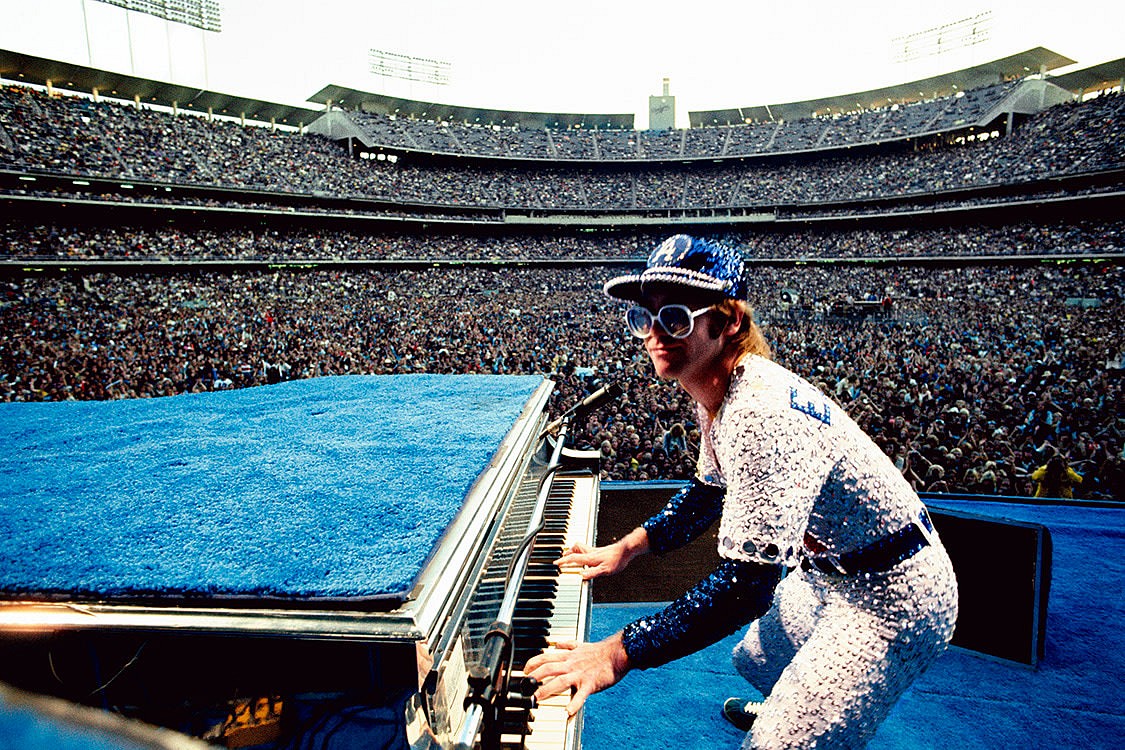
{"left": 800, "top": 522, "right": 930, "bottom": 577}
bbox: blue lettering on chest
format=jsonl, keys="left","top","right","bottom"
{"left": 789, "top": 387, "right": 831, "bottom": 425}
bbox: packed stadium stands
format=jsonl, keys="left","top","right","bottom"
{"left": 2, "top": 259, "right": 1120, "bottom": 500}
{"left": 327, "top": 81, "right": 1026, "bottom": 160}
{"left": 2, "top": 82, "right": 1123, "bottom": 214}
{"left": 1, "top": 221, "right": 1122, "bottom": 261}
{"left": 0, "top": 65, "right": 1121, "bottom": 501}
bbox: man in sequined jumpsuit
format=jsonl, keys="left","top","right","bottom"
{"left": 526, "top": 234, "right": 958, "bottom": 749}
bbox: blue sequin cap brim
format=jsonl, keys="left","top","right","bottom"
{"left": 603, "top": 234, "right": 747, "bottom": 303}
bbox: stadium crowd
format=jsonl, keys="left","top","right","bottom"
{"left": 3, "top": 220, "right": 1122, "bottom": 261}
{"left": 1, "top": 80, "right": 1122, "bottom": 503}
{"left": 343, "top": 80, "right": 1022, "bottom": 158}
{"left": 2, "top": 84, "right": 1122, "bottom": 211}
{"left": 2, "top": 261, "right": 1121, "bottom": 501}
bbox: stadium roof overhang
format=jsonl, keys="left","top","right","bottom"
{"left": 306, "top": 84, "right": 635, "bottom": 130}
{"left": 0, "top": 49, "right": 320, "bottom": 126}
{"left": 689, "top": 47, "right": 1079, "bottom": 126}
{"left": 3, "top": 45, "right": 1116, "bottom": 134}
{"left": 1048, "top": 57, "right": 1125, "bottom": 94}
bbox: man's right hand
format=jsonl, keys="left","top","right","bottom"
{"left": 554, "top": 527, "right": 649, "bottom": 580}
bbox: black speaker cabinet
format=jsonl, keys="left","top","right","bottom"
{"left": 928, "top": 505, "right": 1051, "bottom": 667}
{"left": 597, "top": 486, "right": 1052, "bottom": 667}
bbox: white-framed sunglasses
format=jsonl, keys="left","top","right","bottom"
{"left": 626, "top": 304, "right": 711, "bottom": 339}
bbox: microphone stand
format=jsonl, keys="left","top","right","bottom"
{"left": 539, "top": 381, "right": 624, "bottom": 442}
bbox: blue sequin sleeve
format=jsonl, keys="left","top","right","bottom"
{"left": 620, "top": 560, "right": 782, "bottom": 670}
{"left": 641, "top": 477, "right": 725, "bottom": 555}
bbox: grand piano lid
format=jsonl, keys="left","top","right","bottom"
{"left": 0, "top": 374, "right": 555, "bottom": 644}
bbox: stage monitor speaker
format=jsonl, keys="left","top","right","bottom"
{"left": 598, "top": 486, "right": 1052, "bottom": 667}
{"left": 929, "top": 506, "right": 1051, "bottom": 667}
{"left": 597, "top": 485, "right": 721, "bottom": 604}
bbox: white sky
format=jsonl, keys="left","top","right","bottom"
{"left": 1, "top": 0, "right": 1123, "bottom": 126}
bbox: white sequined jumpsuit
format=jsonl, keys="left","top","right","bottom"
{"left": 703, "top": 355, "right": 959, "bottom": 749}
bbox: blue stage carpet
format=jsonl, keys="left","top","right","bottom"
{"left": 0, "top": 375, "right": 543, "bottom": 604}
{"left": 584, "top": 501, "right": 1125, "bottom": 749}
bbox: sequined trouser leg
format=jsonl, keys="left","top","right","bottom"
{"left": 731, "top": 543, "right": 958, "bottom": 749}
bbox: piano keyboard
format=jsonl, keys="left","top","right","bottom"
{"left": 508, "top": 471, "right": 598, "bottom": 750}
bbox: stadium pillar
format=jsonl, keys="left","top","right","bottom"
{"left": 172, "top": 101, "right": 178, "bottom": 116}
{"left": 45, "top": 79, "right": 54, "bottom": 95}
{"left": 134, "top": 94, "right": 140, "bottom": 110}
{"left": 92, "top": 87, "right": 99, "bottom": 102}
{"left": 207, "top": 106, "right": 213, "bottom": 122}
{"left": 240, "top": 112, "right": 246, "bottom": 126}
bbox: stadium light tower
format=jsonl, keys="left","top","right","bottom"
{"left": 93, "top": 0, "right": 222, "bottom": 32}
{"left": 892, "top": 11, "right": 992, "bottom": 65}
{"left": 369, "top": 49, "right": 451, "bottom": 86}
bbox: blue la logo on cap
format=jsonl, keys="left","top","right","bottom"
{"left": 649, "top": 234, "right": 694, "bottom": 266}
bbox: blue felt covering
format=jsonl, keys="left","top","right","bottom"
{"left": 0, "top": 375, "right": 544, "bottom": 604}
{"left": 585, "top": 501, "right": 1125, "bottom": 749}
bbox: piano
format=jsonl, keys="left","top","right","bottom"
{"left": 0, "top": 376, "right": 602, "bottom": 750}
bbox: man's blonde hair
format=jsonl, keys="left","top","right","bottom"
{"left": 714, "top": 299, "right": 771, "bottom": 360}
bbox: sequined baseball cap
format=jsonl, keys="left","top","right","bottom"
{"left": 603, "top": 234, "right": 747, "bottom": 303}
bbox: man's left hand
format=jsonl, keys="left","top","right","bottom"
{"left": 523, "top": 632, "right": 631, "bottom": 715}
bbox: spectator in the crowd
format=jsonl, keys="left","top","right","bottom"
{"left": 661, "top": 421, "right": 688, "bottom": 456}
{"left": 1030, "top": 453, "right": 1084, "bottom": 498}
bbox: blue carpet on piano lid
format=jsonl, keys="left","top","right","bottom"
{"left": 585, "top": 501, "right": 1125, "bottom": 749}
{"left": 0, "top": 374, "right": 544, "bottom": 603}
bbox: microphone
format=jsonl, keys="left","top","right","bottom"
{"left": 541, "top": 381, "right": 624, "bottom": 436}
